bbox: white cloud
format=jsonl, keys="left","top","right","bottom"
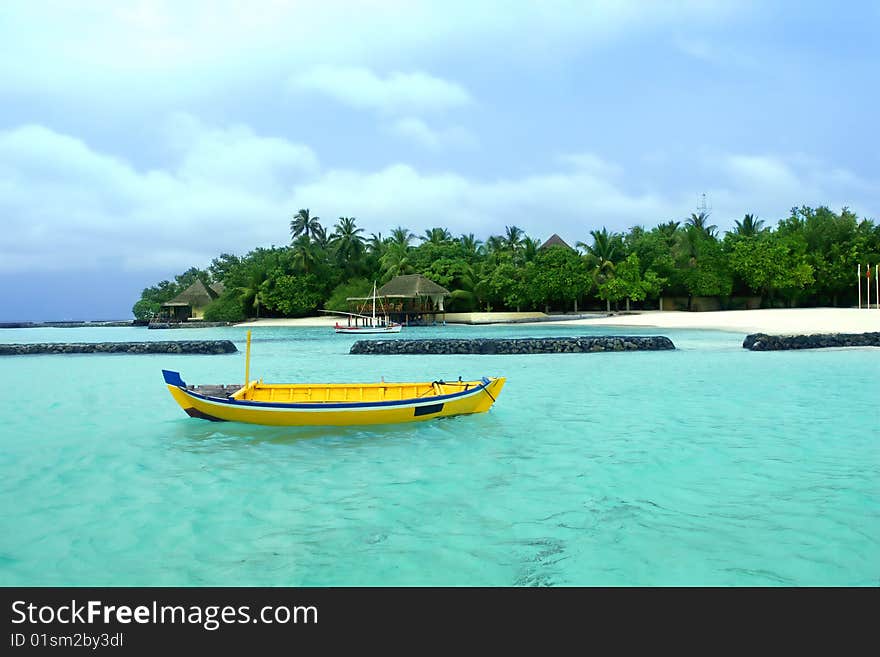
{"left": 1, "top": 121, "right": 875, "bottom": 277}
{"left": 724, "top": 154, "right": 802, "bottom": 192}
{"left": 558, "top": 153, "right": 624, "bottom": 178}
{"left": 0, "top": 2, "right": 743, "bottom": 105}
{"left": 291, "top": 161, "right": 673, "bottom": 243}
{"left": 0, "top": 121, "right": 311, "bottom": 273}
{"left": 290, "top": 67, "right": 473, "bottom": 115}
{"left": 0, "top": 124, "right": 675, "bottom": 274}
{"left": 698, "top": 153, "right": 878, "bottom": 229}
{"left": 387, "top": 118, "right": 476, "bottom": 150}
{"left": 165, "top": 113, "right": 319, "bottom": 195}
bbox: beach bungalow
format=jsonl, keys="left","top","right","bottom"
{"left": 351, "top": 274, "right": 450, "bottom": 326}
{"left": 160, "top": 280, "right": 225, "bottom": 321}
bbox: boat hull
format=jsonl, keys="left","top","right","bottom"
{"left": 334, "top": 324, "right": 402, "bottom": 334}
{"left": 163, "top": 371, "right": 504, "bottom": 427}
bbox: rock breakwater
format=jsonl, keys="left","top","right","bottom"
{"left": 743, "top": 332, "right": 880, "bottom": 350}
{"left": 350, "top": 336, "right": 675, "bottom": 355}
{"left": 0, "top": 340, "right": 238, "bottom": 356}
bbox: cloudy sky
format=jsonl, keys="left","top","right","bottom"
{"left": 1, "top": 0, "right": 878, "bottom": 320}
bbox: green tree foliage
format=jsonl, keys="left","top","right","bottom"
{"left": 686, "top": 211, "right": 718, "bottom": 239}
{"left": 729, "top": 232, "right": 814, "bottom": 306}
{"left": 528, "top": 246, "right": 593, "bottom": 311}
{"left": 578, "top": 227, "right": 623, "bottom": 311}
{"left": 260, "top": 273, "right": 325, "bottom": 317}
{"left": 290, "top": 208, "right": 325, "bottom": 242}
{"left": 134, "top": 204, "right": 879, "bottom": 319}
{"left": 208, "top": 253, "right": 242, "bottom": 283}
{"left": 380, "top": 227, "right": 415, "bottom": 279}
{"left": 732, "top": 213, "right": 765, "bottom": 237}
{"left": 673, "top": 226, "right": 732, "bottom": 306}
{"left": 419, "top": 227, "right": 453, "bottom": 245}
{"left": 484, "top": 261, "right": 529, "bottom": 311}
{"left": 202, "top": 291, "right": 246, "bottom": 322}
{"left": 130, "top": 270, "right": 210, "bottom": 321}
{"left": 131, "top": 280, "right": 178, "bottom": 320}
{"left": 776, "top": 205, "right": 877, "bottom": 305}
{"left": 325, "top": 278, "right": 374, "bottom": 312}
{"left": 598, "top": 254, "right": 666, "bottom": 310}
{"left": 329, "top": 217, "right": 366, "bottom": 276}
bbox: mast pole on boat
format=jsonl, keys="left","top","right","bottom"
{"left": 245, "top": 329, "right": 252, "bottom": 385}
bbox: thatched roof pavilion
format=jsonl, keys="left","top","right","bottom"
{"left": 345, "top": 274, "right": 450, "bottom": 325}
{"left": 377, "top": 274, "right": 450, "bottom": 300}
{"left": 161, "top": 280, "right": 222, "bottom": 320}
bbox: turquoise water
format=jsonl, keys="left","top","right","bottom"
{"left": 0, "top": 324, "right": 877, "bottom": 586}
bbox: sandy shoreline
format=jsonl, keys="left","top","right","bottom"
{"left": 237, "top": 308, "right": 880, "bottom": 335}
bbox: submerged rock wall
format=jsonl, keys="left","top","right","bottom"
{"left": 350, "top": 336, "right": 675, "bottom": 355}
{"left": 743, "top": 333, "right": 880, "bottom": 351}
{"left": 0, "top": 340, "right": 238, "bottom": 355}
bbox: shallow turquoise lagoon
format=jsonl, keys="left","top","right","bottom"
{"left": 0, "top": 324, "right": 877, "bottom": 586}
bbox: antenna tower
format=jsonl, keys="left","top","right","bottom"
{"left": 697, "top": 193, "right": 712, "bottom": 216}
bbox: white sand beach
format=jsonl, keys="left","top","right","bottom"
{"left": 540, "top": 308, "right": 880, "bottom": 334}
{"left": 237, "top": 308, "right": 880, "bottom": 335}
{"left": 237, "top": 316, "right": 340, "bottom": 327}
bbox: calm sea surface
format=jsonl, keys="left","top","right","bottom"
{"left": 0, "top": 324, "right": 877, "bottom": 586}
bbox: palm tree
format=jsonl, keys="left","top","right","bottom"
{"left": 577, "top": 228, "right": 620, "bottom": 312}
{"left": 380, "top": 244, "right": 413, "bottom": 279}
{"left": 237, "top": 267, "right": 269, "bottom": 318}
{"left": 503, "top": 225, "right": 524, "bottom": 252}
{"left": 419, "top": 227, "right": 452, "bottom": 245}
{"left": 380, "top": 226, "right": 415, "bottom": 279}
{"left": 389, "top": 226, "right": 414, "bottom": 249}
{"left": 290, "top": 208, "right": 325, "bottom": 242}
{"left": 655, "top": 220, "right": 681, "bottom": 246}
{"left": 577, "top": 227, "right": 619, "bottom": 265}
{"left": 483, "top": 235, "right": 506, "bottom": 256}
{"left": 732, "top": 213, "right": 765, "bottom": 237}
{"left": 686, "top": 211, "right": 718, "bottom": 239}
{"left": 330, "top": 217, "right": 366, "bottom": 271}
{"left": 457, "top": 233, "right": 483, "bottom": 259}
{"left": 367, "top": 232, "right": 385, "bottom": 255}
{"left": 291, "top": 234, "right": 320, "bottom": 274}
{"left": 521, "top": 236, "right": 541, "bottom": 263}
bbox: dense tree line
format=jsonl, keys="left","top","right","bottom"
{"left": 132, "top": 205, "right": 880, "bottom": 321}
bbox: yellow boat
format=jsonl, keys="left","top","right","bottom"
{"left": 162, "top": 331, "right": 505, "bottom": 426}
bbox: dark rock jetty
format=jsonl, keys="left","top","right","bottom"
{"left": 350, "top": 336, "right": 675, "bottom": 355}
{"left": 0, "top": 321, "right": 134, "bottom": 329}
{"left": 743, "top": 332, "right": 880, "bottom": 351}
{"left": 0, "top": 340, "right": 238, "bottom": 356}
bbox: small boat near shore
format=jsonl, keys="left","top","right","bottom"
{"left": 162, "top": 331, "right": 504, "bottom": 426}
{"left": 320, "top": 281, "right": 403, "bottom": 334}
{"left": 331, "top": 316, "right": 402, "bottom": 334}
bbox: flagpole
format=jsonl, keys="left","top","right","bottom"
{"left": 857, "top": 264, "right": 861, "bottom": 309}
{"left": 868, "top": 265, "right": 872, "bottom": 309}
{"left": 876, "top": 264, "right": 879, "bottom": 310}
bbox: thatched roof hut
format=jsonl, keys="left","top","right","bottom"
{"left": 539, "top": 233, "right": 575, "bottom": 251}
{"left": 378, "top": 274, "right": 449, "bottom": 298}
{"left": 161, "top": 280, "right": 221, "bottom": 320}
{"left": 368, "top": 274, "right": 451, "bottom": 314}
